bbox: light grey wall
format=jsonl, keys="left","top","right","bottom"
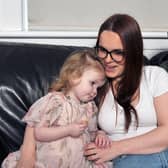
{"left": 28, "top": 0, "right": 168, "bottom": 31}
{"left": 0, "top": 0, "right": 168, "bottom": 59}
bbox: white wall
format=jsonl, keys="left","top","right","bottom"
{"left": 0, "top": 0, "right": 168, "bottom": 59}
{"left": 1, "top": 0, "right": 168, "bottom": 32}
{"left": 28, "top": 0, "right": 168, "bottom": 32}
{"left": 0, "top": 0, "right": 22, "bottom": 31}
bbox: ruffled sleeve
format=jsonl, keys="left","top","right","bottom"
{"left": 22, "top": 92, "right": 64, "bottom": 127}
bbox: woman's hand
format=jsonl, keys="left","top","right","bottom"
{"left": 84, "top": 142, "right": 119, "bottom": 164}
{"left": 95, "top": 131, "right": 111, "bottom": 148}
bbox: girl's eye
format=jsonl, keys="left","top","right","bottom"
{"left": 90, "top": 81, "right": 95, "bottom": 85}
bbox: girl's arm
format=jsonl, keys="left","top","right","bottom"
{"left": 85, "top": 92, "right": 168, "bottom": 163}
{"left": 16, "top": 126, "right": 36, "bottom": 168}
{"left": 35, "top": 122, "right": 87, "bottom": 142}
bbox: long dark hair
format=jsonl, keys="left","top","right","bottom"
{"left": 97, "top": 14, "right": 143, "bottom": 131}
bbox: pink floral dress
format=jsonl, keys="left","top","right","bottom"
{"left": 2, "top": 91, "right": 98, "bottom": 168}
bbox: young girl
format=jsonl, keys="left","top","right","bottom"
{"left": 2, "top": 49, "right": 110, "bottom": 168}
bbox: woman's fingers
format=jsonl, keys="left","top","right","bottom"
{"left": 84, "top": 143, "right": 97, "bottom": 157}
{"left": 87, "top": 153, "right": 97, "bottom": 160}
{"left": 85, "top": 142, "right": 97, "bottom": 150}
{"left": 84, "top": 144, "right": 102, "bottom": 162}
{"left": 84, "top": 148, "right": 96, "bottom": 156}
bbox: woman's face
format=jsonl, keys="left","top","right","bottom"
{"left": 98, "top": 31, "right": 125, "bottom": 79}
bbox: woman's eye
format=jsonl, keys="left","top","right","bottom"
{"left": 113, "top": 49, "right": 125, "bottom": 56}
{"left": 99, "top": 47, "right": 106, "bottom": 53}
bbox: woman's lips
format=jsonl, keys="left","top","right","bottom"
{"left": 105, "top": 65, "right": 117, "bottom": 72}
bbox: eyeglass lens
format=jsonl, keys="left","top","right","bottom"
{"left": 96, "top": 46, "right": 125, "bottom": 62}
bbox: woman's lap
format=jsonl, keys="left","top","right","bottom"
{"left": 113, "top": 149, "right": 168, "bottom": 168}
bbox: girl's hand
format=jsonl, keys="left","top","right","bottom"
{"left": 95, "top": 131, "right": 111, "bottom": 148}
{"left": 68, "top": 122, "right": 88, "bottom": 137}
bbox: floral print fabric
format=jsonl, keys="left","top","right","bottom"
{"left": 2, "top": 91, "right": 98, "bottom": 168}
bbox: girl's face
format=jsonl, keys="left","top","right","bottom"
{"left": 97, "top": 31, "right": 125, "bottom": 79}
{"left": 69, "top": 68, "right": 105, "bottom": 103}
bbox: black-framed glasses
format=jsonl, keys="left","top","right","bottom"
{"left": 95, "top": 45, "right": 125, "bottom": 63}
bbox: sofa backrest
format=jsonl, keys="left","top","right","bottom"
{"left": 150, "top": 50, "right": 168, "bottom": 72}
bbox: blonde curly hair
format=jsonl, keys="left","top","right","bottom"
{"left": 50, "top": 49, "right": 105, "bottom": 94}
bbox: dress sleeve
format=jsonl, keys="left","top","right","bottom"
{"left": 22, "top": 92, "right": 64, "bottom": 127}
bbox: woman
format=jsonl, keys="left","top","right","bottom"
{"left": 84, "top": 14, "right": 168, "bottom": 167}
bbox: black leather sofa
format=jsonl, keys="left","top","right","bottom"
{"left": 0, "top": 42, "right": 167, "bottom": 166}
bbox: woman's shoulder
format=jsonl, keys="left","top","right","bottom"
{"left": 143, "top": 65, "right": 168, "bottom": 97}
{"left": 143, "top": 65, "right": 168, "bottom": 80}
{"left": 143, "top": 65, "right": 167, "bottom": 74}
